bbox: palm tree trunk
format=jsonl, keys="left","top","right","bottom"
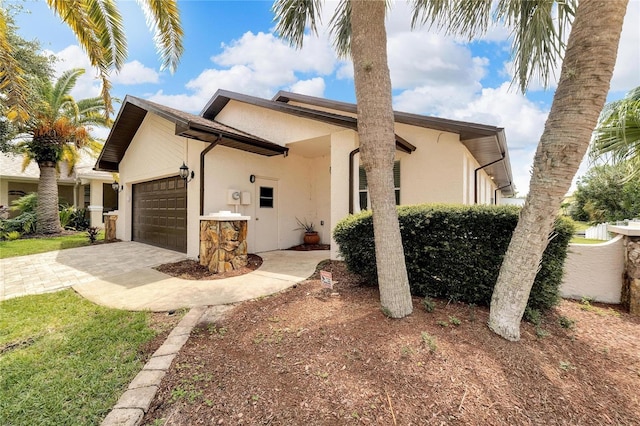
{"left": 37, "top": 161, "right": 62, "bottom": 234}
{"left": 350, "top": 0, "right": 413, "bottom": 318}
{"left": 489, "top": 0, "right": 628, "bottom": 341}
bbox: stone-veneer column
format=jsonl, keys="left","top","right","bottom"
{"left": 199, "top": 219, "right": 248, "bottom": 273}
{"left": 104, "top": 213, "right": 118, "bottom": 241}
{"left": 622, "top": 236, "right": 640, "bottom": 315}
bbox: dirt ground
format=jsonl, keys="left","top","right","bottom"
{"left": 141, "top": 261, "right": 640, "bottom": 425}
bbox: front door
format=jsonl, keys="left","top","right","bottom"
{"left": 253, "top": 177, "right": 279, "bottom": 252}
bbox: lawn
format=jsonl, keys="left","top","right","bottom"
{"left": 572, "top": 220, "right": 591, "bottom": 232}
{"left": 570, "top": 236, "right": 609, "bottom": 244}
{"left": 0, "top": 290, "right": 172, "bottom": 426}
{"left": 0, "top": 231, "right": 104, "bottom": 259}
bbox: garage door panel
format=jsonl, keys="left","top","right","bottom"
{"left": 132, "top": 176, "right": 187, "bottom": 253}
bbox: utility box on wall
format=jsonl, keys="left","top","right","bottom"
{"left": 227, "top": 189, "right": 241, "bottom": 205}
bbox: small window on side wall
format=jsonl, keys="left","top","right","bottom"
{"left": 359, "top": 161, "right": 400, "bottom": 210}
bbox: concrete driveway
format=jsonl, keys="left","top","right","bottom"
{"left": 1, "top": 242, "right": 329, "bottom": 311}
{"left": 1, "top": 242, "right": 186, "bottom": 301}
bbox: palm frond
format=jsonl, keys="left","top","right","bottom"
{"left": 411, "top": 0, "right": 492, "bottom": 37}
{"left": 60, "top": 144, "right": 81, "bottom": 175}
{"left": 273, "top": 0, "right": 323, "bottom": 48}
{"left": 0, "top": 10, "right": 30, "bottom": 122}
{"left": 497, "top": 0, "right": 576, "bottom": 92}
{"left": 21, "top": 151, "right": 34, "bottom": 172}
{"left": 411, "top": 0, "right": 576, "bottom": 93}
{"left": 136, "top": 0, "right": 184, "bottom": 72}
{"left": 590, "top": 86, "right": 640, "bottom": 180}
{"left": 46, "top": 0, "right": 115, "bottom": 116}
{"left": 329, "top": 0, "right": 351, "bottom": 58}
{"left": 85, "top": 0, "right": 127, "bottom": 70}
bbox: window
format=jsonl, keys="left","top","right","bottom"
{"left": 359, "top": 161, "right": 400, "bottom": 210}
{"left": 259, "top": 186, "right": 274, "bottom": 208}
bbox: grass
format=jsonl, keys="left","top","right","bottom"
{"left": 570, "top": 237, "right": 608, "bottom": 244}
{"left": 0, "top": 230, "right": 104, "bottom": 259}
{"left": 0, "top": 290, "right": 156, "bottom": 425}
{"left": 572, "top": 221, "right": 591, "bottom": 232}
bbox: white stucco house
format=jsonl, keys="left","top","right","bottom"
{"left": 95, "top": 90, "right": 514, "bottom": 258}
{"left": 0, "top": 151, "right": 117, "bottom": 226}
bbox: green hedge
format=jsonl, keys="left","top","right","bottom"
{"left": 333, "top": 204, "right": 575, "bottom": 312}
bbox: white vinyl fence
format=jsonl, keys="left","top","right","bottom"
{"left": 585, "top": 223, "right": 611, "bottom": 241}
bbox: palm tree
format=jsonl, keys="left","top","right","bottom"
{"left": 590, "top": 86, "right": 640, "bottom": 179}
{"left": 274, "top": 0, "right": 628, "bottom": 338}
{"left": 487, "top": 0, "right": 626, "bottom": 340}
{"left": 415, "top": 0, "right": 628, "bottom": 340}
{"left": 275, "top": 0, "right": 413, "bottom": 318}
{"left": 0, "top": 0, "right": 183, "bottom": 118}
{"left": 20, "top": 68, "right": 109, "bottom": 234}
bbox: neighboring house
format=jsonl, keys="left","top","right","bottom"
{"left": 95, "top": 90, "right": 514, "bottom": 258}
{"left": 0, "top": 151, "right": 117, "bottom": 227}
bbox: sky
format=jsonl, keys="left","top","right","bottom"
{"left": 9, "top": 0, "right": 640, "bottom": 195}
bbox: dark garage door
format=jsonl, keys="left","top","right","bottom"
{"left": 132, "top": 176, "right": 187, "bottom": 253}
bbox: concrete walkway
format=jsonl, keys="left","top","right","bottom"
{"left": 74, "top": 250, "right": 328, "bottom": 311}
{"left": 1, "top": 241, "right": 328, "bottom": 310}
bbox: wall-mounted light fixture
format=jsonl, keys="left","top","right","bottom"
{"left": 111, "top": 181, "right": 121, "bottom": 192}
{"left": 179, "top": 162, "right": 195, "bottom": 183}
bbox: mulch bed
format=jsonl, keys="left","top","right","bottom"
{"left": 155, "top": 254, "right": 263, "bottom": 280}
{"left": 141, "top": 261, "right": 640, "bottom": 425}
{"left": 288, "top": 244, "right": 331, "bottom": 251}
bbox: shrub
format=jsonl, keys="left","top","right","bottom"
{"left": 68, "top": 208, "right": 90, "bottom": 231}
{"left": 59, "top": 207, "right": 90, "bottom": 231}
{"left": 333, "top": 204, "right": 575, "bottom": 313}
{"left": 59, "top": 207, "right": 74, "bottom": 229}
{"left": 10, "top": 192, "right": 38, "bottom": 214}
{"left": 87, "top": 226, "right": 100, "bottom": 243}
{"left": 0, "top": 211, "right": 37, "bottom": 236}
{"left": 6, "top": 231, "right": 21, "bottom": 240}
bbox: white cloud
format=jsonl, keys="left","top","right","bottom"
{"left": 288, "top": 78, "right": 326, "bottom": 97}
{"left": 146, "top": 90, "right": 207, "bottom": 114}
{"left": 49, "top": 47, "right": 160, "bottom": 101}
{"left": 214, "top": 31, "right": 336, "bottom": 76}
{"left": 111, "top": 60, "right": 159, "bottom": 85}
{"left": 48, "top": 45, "right": 102, "bottom": 100}
{"left": 388, "top": 32, "right": 488, "bottom": 89}
{"left": 610, "top": 0, "right": 640, "bottom": 93}
{"left": 442, "top": 83, "right": 550, "bottom": 194}
{"left": 146, "top": 30, "right": 340, "bottom": 112}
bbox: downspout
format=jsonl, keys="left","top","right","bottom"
{"left": 494, "top": 184, "right": 511, "bottom": 205}
{"left": 348, "top": 148, "right": 360, "bottom": 214}
{"left": 199, "top": 135, "right": 222, "bottom": 216}
{"left": 474, "top": 156, "right": 504, "bottom": 205}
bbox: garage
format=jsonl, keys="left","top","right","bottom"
{"left": 132, "top": 176, "right": 187, "bottom": 252}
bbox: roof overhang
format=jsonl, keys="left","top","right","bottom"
{"left": 95, "top": 96, "right": 287, "bottom": 172}
{"left": 271, "top": 91, "right": 514, "bottom": 196}
{"left": 202, "top": 89, "right": 416, "bottom": 155}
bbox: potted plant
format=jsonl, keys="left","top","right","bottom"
{"left": 295, "top": 217, "right": 320, "bottom": 245}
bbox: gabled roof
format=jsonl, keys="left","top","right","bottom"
{"left": 201, "top": 90, "right": 513, "bottom": 195}
{"left": 201, "top": 90, "right": 417, "bottom": 154}
{"left": 95, "top": 96, "right": 288, "bottom": 172}
{"left": 272, "top": 91, "right": 514, "bottom": 196}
